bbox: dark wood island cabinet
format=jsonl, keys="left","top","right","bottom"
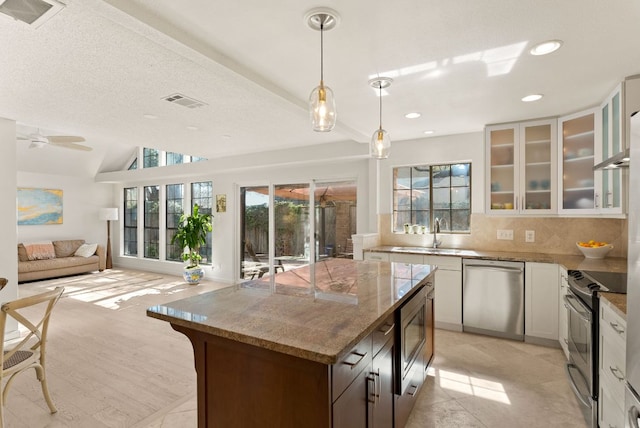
{"left": 147, "top": 258, "right": 436, "bottom": 428}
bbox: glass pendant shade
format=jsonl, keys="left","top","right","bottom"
{"left": 371, "top": 127, "right": 391, "bottom": 159}
{"left": 309, "top": 81, "right": 336, "bottom": 132}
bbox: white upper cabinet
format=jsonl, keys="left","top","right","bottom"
{"left": 597, "top": 83, "right": 625, "bottom": 214}
{"left": 486, "top": 119, "right": 556, "bottom": 215}
{"left": 558, "top": 108, "right": 600, "bottom": 214}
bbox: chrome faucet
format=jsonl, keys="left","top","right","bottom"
{"left": 432, "top": 218, "right": 443, "bottom": 248}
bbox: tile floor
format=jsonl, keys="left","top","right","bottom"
{"left": 7, "top": 269, "right": 586, "bottom": 427}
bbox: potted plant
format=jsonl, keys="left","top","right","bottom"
{"left": 171, "top": 204, "right": 213, "bottom": 284}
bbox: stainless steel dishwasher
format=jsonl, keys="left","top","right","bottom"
{"left": 462, "top": 259, "right": 524, "bottom": 341}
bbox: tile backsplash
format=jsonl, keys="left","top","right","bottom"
{"left": 378, "top": 214, "right": 627, "bottom": 258}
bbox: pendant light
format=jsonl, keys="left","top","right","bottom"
{"left": 369, "top": 77, "right": 393, "bottom": 159}
{"left": 306, "top": 8, "right": 339, "bottom": 132}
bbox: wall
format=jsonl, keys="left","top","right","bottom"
{"left": 109, "top": 156, "right": 370, "bottom": 284}
{"left": 0, "top": 118, "right": 18, "bottom": 336}
{"left": 375, "top": 131, "right": 628, "bottom": 257}
{"left": 17, "top": 172, "right": 114, "bottom": 248}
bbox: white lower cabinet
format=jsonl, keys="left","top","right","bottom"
{"left": 558, "top": 266, "right": 570, "bottom": 359}
{"left": 599, "top": 300, "right": 626, "bottom": 428}
{"left": 524, "top": 263, "right": 559, "bottom": 342}
{"left": 385, "top": 253, "right": 462, "bottom": 331}
{"left": 424, "top": 256, "right": 462, "bottom": 331}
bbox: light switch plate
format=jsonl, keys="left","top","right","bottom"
{"left": 497, "top": 229, "right": 513, "bottom": 240}
{"left": 525, "top": 230, "right": 535, "bottom": 243}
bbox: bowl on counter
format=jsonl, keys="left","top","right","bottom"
{"left": 576, "top": 242, "right": 614, "bottom": 259}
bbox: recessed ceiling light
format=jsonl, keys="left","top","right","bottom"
{"left": 530, "top": 40, "right": 563, "bottom": 56}
{"left": 143, "top": 114, "right": 158, "bottom": 119}
{"left": 423, "top": 130, "right": 435, "bottom": 135}
{"left": 522, "top": 94, "right": 543, "bottom": 102}
{"left": 405, "top": 112, "right": 421, "bottom": 119}
{"left": 186, "top": 126, "right": 198, "bottom": 131}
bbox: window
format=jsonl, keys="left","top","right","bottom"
{"left": 166, "top": 184, "right": 184, "bottom": 262}
{"left": 143, "top": 148, "right": 159, "bottom": 168}
{"left": 144, "top": 185, "right": 160, "bottom": 259}
{"left": 128, "top": 158, "right": 137, "bottom": 170}
{"left": 166, "top": 152, "right": 184, "bottom": 166}
{"left": 393, "top": 163, "right": 471, "bottom": 233}
{"left": 123, "top": 187, "right": 138, "bottom": 256}
{"left": 191, "top": 156, "right": 207, "bottom": 162}
{"left": 191, "top": 181, "right": 212, "bottom": 264}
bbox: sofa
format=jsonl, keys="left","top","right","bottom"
{"left": 18, "top": 239, "right": 106, "bottom": 283}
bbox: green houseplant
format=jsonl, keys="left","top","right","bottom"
{"left": 171, "top": 204, "right": 212, "bottom": 284}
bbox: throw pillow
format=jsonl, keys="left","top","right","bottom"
{"left": 23, "top": 241, "right": 56, "bottom": 261}
{"left": 74, "top": 243, "right": 98, "bottom": 258}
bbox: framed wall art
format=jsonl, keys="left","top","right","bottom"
{"left": 216, "top": 194, "right": 226, "bottom": 213}
{"left": 17, "top": 188, "right": 63, "bottom": 225}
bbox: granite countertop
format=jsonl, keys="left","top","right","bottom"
{"left": 366, "top": 246, "right": 627, "bottom": 272}
{"left": 147, "top": 258, "right": 436, "bottom": 365}
{"left": 367, "top": 245, "right": 629, "bottom": 315}
{"left": 600, "top": 292, "right": 627, "bottom": 318}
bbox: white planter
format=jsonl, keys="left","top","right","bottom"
{"left": 183, "top": 266, "right": 205, "bottom": 284}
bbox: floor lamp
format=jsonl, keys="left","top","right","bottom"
{"left": 99, "top": 208, "right": 118, "bottom": 269}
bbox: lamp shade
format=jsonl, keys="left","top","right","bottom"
{"left": 99, "top": 208, "right": 119, "bottom": 221}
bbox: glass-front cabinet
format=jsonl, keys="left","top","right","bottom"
{"left": 486, "top": 119, "right": 556, "bottom": 214}
{"left": 598, "top": 84, "right": 624, "bottom": 214}
{"left": 558, "top": 108, "right": 599, "bottom": 213}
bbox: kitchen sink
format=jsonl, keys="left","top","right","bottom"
{"left": 391, "top": 246, "right": 462, "bottom": 255}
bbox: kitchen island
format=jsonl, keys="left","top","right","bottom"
{"left": 147, "top": 258, "right": 436, "bottom": 428}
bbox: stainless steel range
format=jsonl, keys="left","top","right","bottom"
{"left": 565, "top": 270, "right": 627, "bottom": 428}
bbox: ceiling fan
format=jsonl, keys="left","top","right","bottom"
{"left": 17, "top": 130, "right": 92, "bottom": 151}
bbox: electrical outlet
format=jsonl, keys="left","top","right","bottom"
{"left": 497, "top": 229, "right": 514, "bottom": 240}
{"left": 525, "top": 230, "right": 535, "bottom": 243}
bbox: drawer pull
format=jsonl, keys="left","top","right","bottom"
{"left": 610, "top": 321, "right": 625, "bottom": 335}
{"left": 609, "top": 366, "right": 625, "bottom": 381}
{"left": 379, "top": 323, "right": 395, "bottom": 336}
{"left": 343, "top": 351, "right": 367, "bottom": 368}
{"left": 407, "top": 384, "right": 418, "bottom": 396}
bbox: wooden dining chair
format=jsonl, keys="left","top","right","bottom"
{"left": 0, "top": 286, "right": 64, "bottom": 427}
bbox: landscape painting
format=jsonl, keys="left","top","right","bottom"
{"left": 17, "top": 188, "right": 63, "bottom": 225}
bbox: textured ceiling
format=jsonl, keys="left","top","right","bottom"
{"left": 2, "top": 0, "right": 640, "bottom": 176}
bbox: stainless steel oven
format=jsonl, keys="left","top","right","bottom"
{"left": 564, "top": 288, "right": 596, "bottom": 427}
{"left": 396, "top": 286, "right": 427, "bottom": 394}
{"left": 565, "top": 269, "right": 627, "bottom": 428}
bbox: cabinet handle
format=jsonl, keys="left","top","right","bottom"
{"left": 407, "top": 384, "right": 418, "bottom": 396}
{"left": 379, "top": 322, "right": 395, "bottom": 336}
{"left": 609, "top": 366, "right": 625, "bottom": 381}
{"left": 343, "top": 351, "right": 367, "bottom": 368}
{"left": 367, "top": 375, "right": 376, "bottom": 404}
{"left": 610, "top": 321, "right": 625, "bottom": 335}
{"left": 374, "top": 370, "right": 381, "bottom": 405}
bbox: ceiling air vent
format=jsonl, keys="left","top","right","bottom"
{"left": 0, "top": 0, "right": 65, "bottom": 28}
{"left": 162, "top": 93, "right": 208, "bottom": 109}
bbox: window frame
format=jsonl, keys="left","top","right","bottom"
{"left": 123, "top": 187, "right": 138, "bottom": 256}
{"left": 392, "top": 163, "right": 471, "bottom": 234}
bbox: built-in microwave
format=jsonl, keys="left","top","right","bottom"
{"left": 396, "top": 286, "right": 427, "bottom": 394}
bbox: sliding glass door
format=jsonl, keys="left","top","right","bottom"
{"left": 240, "top": 180, "right": 355, "bottom": 281}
